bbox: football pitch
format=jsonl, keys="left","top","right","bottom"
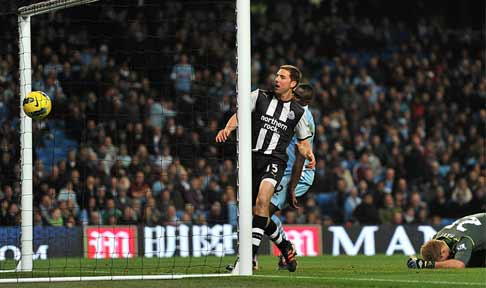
{"left": 1, "top": 255, "right": 485, "bottom": 288}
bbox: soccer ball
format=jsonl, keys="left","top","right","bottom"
{"left": 23, "top": 91, "right": 52, "bottom": 120}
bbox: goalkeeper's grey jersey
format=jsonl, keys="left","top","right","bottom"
{"left": 433, "top": 213, "right": 486, "bottom": 266}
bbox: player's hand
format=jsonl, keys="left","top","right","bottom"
{"left": 215, "top": 128, "right": 231, "bottom": 143}
{"left": 288, "top": 189, "right": 300, "bottom": 209}
{"left": 305, "top": 152, "right": 316, "bottom": 169}
{"left": 407, "top": 257, "right": 435, "bottom": 269}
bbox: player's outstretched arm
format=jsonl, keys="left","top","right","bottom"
{"left": 215, "top": 113, "right": 237, "bottom": 143}
{"left": 434, "top": 259, "right": 466, "bottom": 268}
{"left": 288, "top": 146, "right": 306, "bottom": 208}
{"left": 296, "top": 139, "right": 315, "bottom": 169}
{"left": 407, "top": 257, "right": 466, "bottom": 269}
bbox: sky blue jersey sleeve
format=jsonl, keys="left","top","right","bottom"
{"left": 284, "top": 107, "right": 315, "bottom": 175}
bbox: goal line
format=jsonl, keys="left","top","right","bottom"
{"left": 0, "top": 273, "right": 235, "bottom": 284}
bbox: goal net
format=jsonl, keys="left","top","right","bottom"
{"left": 0, "top": 0, "right": 253, "bottom": 283}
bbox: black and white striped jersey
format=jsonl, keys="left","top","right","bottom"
{"left": 250, "top": 89, "right": 312, "bottom": 162}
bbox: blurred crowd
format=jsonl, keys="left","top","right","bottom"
{"left": 0, "top": 0, "right": 484, "bottom": 228}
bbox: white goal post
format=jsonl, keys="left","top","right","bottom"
{"left": 17, "top": 0, "right": 102, "bottom": 274}
{"left": 11, "top": 0, "right": 252, "bottom": 281}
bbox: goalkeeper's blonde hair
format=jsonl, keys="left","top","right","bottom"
{"left": 420, "top": 239, "right": 446, "bottom": 261}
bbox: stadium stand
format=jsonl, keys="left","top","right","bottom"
{"left": 0, "top": 0, "right": 484, "bottom": 229}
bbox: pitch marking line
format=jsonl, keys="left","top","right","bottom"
{"left": 256, "top": 275, "right": 485, "bottom": 286}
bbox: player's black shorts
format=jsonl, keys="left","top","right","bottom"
{"left": 252, "top": 153, "right": 286, "bottom": 204}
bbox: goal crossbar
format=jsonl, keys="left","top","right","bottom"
{"left": 19, "top": 0, "right": 100, "bottom": 17}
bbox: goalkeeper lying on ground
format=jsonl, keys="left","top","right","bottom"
{"left": 407, "top": 213, "right": 486, "bottom": 269}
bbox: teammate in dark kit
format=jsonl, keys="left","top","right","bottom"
{"left": 407, "top": 213, "right": 486, "bottom": 269}
{"left": 216, "top": 65, "right": 315, "bottom": 271}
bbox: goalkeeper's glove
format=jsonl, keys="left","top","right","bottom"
{"left": 407, "top": 257, "right": 435, "bottom": 269}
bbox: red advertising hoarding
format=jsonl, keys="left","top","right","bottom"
{"left": 271, "top": 225, "right": 321, "bottom": 256}
{"left": 84, "top": 226, "right": 138, "bottom": 259}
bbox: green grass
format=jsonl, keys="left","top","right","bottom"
{"left": 1, "top": 255, "right": 485, "bottom": 287}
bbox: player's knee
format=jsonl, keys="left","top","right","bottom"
{"left": 255, "top": 196, "right": 269, "bottom": 211}
{"left": 255, "top": 196, "right": 268, "bottom": 208}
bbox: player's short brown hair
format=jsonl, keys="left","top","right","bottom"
{"left": 280, "top": 65, "right": 302, "bottom": 88}
{"left": 420, "top": 239, "right": 446, "bottom": 261}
